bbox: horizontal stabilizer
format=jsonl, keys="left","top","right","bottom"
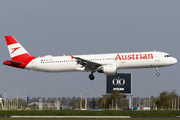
{"left": 3, "top": 60, "right": 23, "bottom": 68}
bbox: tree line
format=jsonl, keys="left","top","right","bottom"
{"left": 0, "top": 90, "right": 179, "bottom": 110}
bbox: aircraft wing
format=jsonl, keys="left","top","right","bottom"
{"left": 71, "top": 55, "right": 102, "bottom": 70}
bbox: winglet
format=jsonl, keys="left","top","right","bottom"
{"left": 70, "top": 55, "right": 75, "bottom": 59}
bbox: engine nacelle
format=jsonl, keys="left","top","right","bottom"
{"left": 97, "top": 65, "right": 117, "bottom": 75}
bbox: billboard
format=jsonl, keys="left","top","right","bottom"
{"left": 106, "top": 73, "right": 132, "bottom": 94}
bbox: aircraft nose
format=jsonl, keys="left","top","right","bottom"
{"left": 172, "top": 58, "right": 177, "bottom": 64}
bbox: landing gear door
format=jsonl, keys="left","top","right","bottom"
{"left": 155, "top": 52, "right": 160, "bottom": 62}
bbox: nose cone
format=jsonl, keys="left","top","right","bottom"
{"left": 172, "top": 57, "right": 177, "bottom": 65}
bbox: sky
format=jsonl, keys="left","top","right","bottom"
{"left": 0, "top": 0, "right": 180, "bottom": 99}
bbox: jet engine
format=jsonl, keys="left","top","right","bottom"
{"left": 97, "top": 65, "right": 117, "bottom": 75}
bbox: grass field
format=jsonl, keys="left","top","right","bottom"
{"left": 0, "top": 110, "right": 180, "bottom": 116}
{"left": 0, "top": 118, "right": 180, "bottom": 120}
{"left": 0, "top": 110, "right": 180, "bottom": 119}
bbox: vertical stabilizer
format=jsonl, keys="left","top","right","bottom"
{"left": 5, "top": 36, "right": 31, "bottom": 60}
{"left": 4, "top": 36, "right": 36, "bottom": 68}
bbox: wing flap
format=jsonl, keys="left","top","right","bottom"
{"left": 71, "top": 55, "right": 102, "bottom": 71}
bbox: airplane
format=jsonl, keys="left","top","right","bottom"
{"left": 3, "top": 36, "right": 177, "bottom": 80}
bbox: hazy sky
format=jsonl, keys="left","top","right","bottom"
{"left": 0, "top": 0, "right": 180, "bottom": 99}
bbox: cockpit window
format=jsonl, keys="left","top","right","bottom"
{"left": 164, "top": 55, "right": 171, "bottom": 57}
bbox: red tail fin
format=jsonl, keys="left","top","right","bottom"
{"left": 4, "top": 36, "right": 36, "bottom": 68}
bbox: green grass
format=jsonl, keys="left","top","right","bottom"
{"left": 0, "top": 118, "right": 180, "bottom": 120}
{"left": 0, "top": 110, "right": 180, "bottom": 116}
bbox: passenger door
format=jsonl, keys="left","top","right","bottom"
{"left": 155, "top": 52, "right": 160, "bottom": 62}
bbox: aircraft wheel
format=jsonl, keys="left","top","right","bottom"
{"left": 89, "top": 74, "right": 95, "bottom": 80}
{"left": 156, "top": 72, "right": 160, "bottom": 76}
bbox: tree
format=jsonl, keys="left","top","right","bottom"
{"left": 156, "top": 90, "right": 180, "bottom": 110}
{"left": 61, "top": 97, "right": 67, "bottom": 106}
{"left": 70, "top": 97, "right": 78, "bottom": 108}
{"left": 89, "top": 97, "right": 98, "bottom": 109}
{"left": 98, "top": 90, "right": 127, "bottom": 109}
{"left": 156, "top": 91, "right": 170, "bottom": 109}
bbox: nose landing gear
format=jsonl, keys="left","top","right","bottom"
{"left": 156, "top": 67, "right": 160, "bottom": 76}
{"left": 156, "top": 72, "right": 160, "bottom": 76}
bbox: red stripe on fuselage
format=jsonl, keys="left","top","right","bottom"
{"left": 5, "top": 36, "right": 18, "bottom": 45}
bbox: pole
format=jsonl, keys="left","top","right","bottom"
{"left": 9, "top": 100, "right": 10, "bottom": 110}
{"left": 80, "top": 90, "right": 82, "bottom": 110}
{"left": 116, "top": 99, "right": 118, "bottom": 110}
{"left": 154, "top": 98, "right": 156, "bottom": 110}
{"left": 175, "top": 98, "right": 176, "bottom": 110}
{"left": 178, "top": 98, "right": 179, "bottom": 110}
{"left": 85, "top": 98, "right": 87, "bottom": 110}
{"left": 67, "top": 91, "right": 69, "bottom": 108}
{"left": 149, "top": 97, "right": 150, "bottom": 110}
{"left": 0, "top": 98, "right": 4, "bottom": 110}
{"left": 91, "top": 87, "right": 93, "bottom": 110}
{"left": 132, "top": 98, "right": 133, "bottom": 109}
{"left": 4, "top": 90, "right": 6, "bottom": 110}
{"left": 54, "top": 87, "right": 56, "bottom": 98}
{"left": 129, "top": 98, "right": 131, "bottom": 110}
{"left": 17, "top": 86, "right": 18, "bottom": 110}
{"left": 11, "top": 100, "right": 12, "bottom": 110}
{"left": 172, "top": 98, "right": 173, "bottom": 110}
{"left": 104, "top": 98, "right": 105, "bottom": 110}
{"left": 138, "top": 92, "right": 140, "bottom": 110}
{"left": 139, "top": 97, "right": 140, "bottom": 109}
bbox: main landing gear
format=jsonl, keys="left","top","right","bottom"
{"left": 89, "top": 71, "right": 95, "bottom": 80}
{"left": 89, "top": 74, "right": 94, "bottom": 80}
{"left": 156, "top": 67, "right": 160, "bottom": 76}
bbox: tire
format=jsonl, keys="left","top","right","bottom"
{"left": 89, "top": 74, "right": 95, "bottom": 80}
{"left": 156, "top": 72, "right": 160, "bottom": 76}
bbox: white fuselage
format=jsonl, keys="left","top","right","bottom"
{"left": 26, "top": 51, "right": 177, "bottom": 73}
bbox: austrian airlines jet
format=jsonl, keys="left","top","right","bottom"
{"left": 4, "top": 36, "right": 177, "bottom": 80}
